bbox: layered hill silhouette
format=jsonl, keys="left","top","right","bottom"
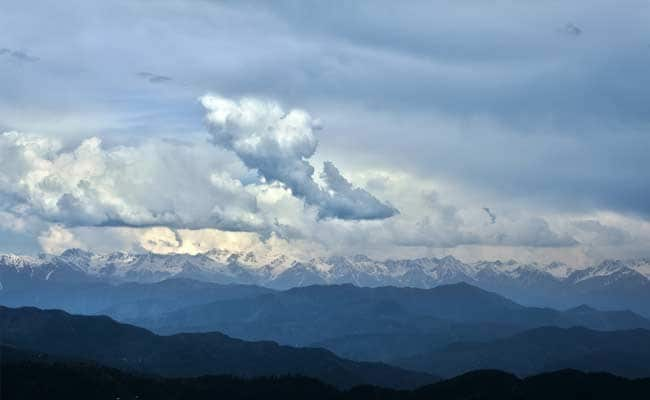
{"left": 4, "top": 276, "right": 649, "bottom": 362}
{"left": 2, "top": 278, "right": 649, "bottom": 366}
{"left": 133, "top": 283, "right": 650, "bottom": 359}
{"left": 395, "top": 326, "right": 650, "bottom": 378}
{"left": 0, "top": 276, "right": 272, "bottom": 318}
{"left": 4, "top": 350, "right": 650, "bottom": 400}
{"left": 0, "top": 306, "right": 435, "bottom": 389}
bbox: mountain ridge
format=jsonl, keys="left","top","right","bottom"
{"left": 3, "top": 250, "right": 649, "bottom": 315}
{"left": 132, "top": 282, "right": 650, "bottom": 352}
{"left": 3, "top": 249, "right": 650, "bottom": 284}
{"left": 0, "top": 305, "right": 436, "bottom": 389}
{"left": 394, "top": 325, "right": 650, "bottom": 378}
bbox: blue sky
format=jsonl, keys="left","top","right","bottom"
{"left": 1, "top": 0, "right": 649, "bottom": 264}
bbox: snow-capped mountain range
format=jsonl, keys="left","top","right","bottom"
{"left": 2, "top": 249, "right": 649, "bottom": 315}
{"left": 1, "top": 248, "right": 649, "bottom": 286}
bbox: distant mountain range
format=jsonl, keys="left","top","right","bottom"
{"left": 0, "top": 275, "right": 273, "bottom": 317}
{"left": 3, "top": 305, "right": 650, "bottom": 390}
{"left": 3, "top": 273, "right": 648, "bottom": 365}
{"left": 0, "top": 306, "right": 435, "bottom": 389}
{"left": 132, "top": 283, "right": 650, "bottom": 362}
{"left": 4, "top": 258, "right": 650, "bottom": 388}
{"left": 2, "top": 249, "right": 650, "bottom": 315}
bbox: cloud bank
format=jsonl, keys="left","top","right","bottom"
{"left": 0, "top": 130, "right": 267, "bottom": 232}
{"left": 1, "top": 1, "right": 650, "bottom": 264}
{"left": 0, "top": 98, "right": 586, "bottom": 261}
{"left": 0, "top": 94, "right": 397, "bottom": 245}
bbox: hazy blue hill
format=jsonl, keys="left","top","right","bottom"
{"left": 137, "top": 283, "right": 650, "bottom": 351}
{"left": 5, "top": 278, "right": 649, "bottom": 370}
{"left": 0, "top": 277, "right": 273, "bottom": 317}
{"left": 0, "top": 306, "right": 435, "bottom": 389}
{"left": 395, "top": 326, "right": 650, "bottom": 378}
{"left": 310, "top": 324, "right": 519, "bottom": 363}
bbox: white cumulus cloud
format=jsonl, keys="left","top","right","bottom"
{"left": 0, "top": 131, "right": 268, "bottom": 232}
{"left": 201, "top": 94, "right": 398, "bottom": 220}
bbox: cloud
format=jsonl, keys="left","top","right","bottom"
{"left": 0, "top": 48, "right": 39, "bottom": 62}
{"left": 201, "top": 94, "right": 398, "bottom": 220}
{"left": 136, "top": 72, "right": 172, "bottom": 83}
{"left": 2, "top": 1, "right": 650, "bottom": 221}
{"left": 573, "top": 219, "right": 631, "bottom": 246}
{"left": 0, "top": 124, "right": 598, "bottom": 261}
{"left": 38, "top": 225, "right": 83, "bottom": 254}
{"left": 389, "top": 213, "right": 576, "bottom": 249}
{"left": 0, "top": 131, "right": 271, "bottom": 232}
{"left": 1, "top": 1, "right": 649, "bottom": 263}
{"left": 319, "top": 161, "right": 398, "bottom": 219}
{"left": 487, "top": 217, "right": 578, "bottom": 248}
{"left": 483, "top": 207, "right": 496, "bottom": 224}
{"left": 0, "top": 126, "right": 578, "bottom": 257}
{"left": 559, "top": 23, "right": 583, "bottom": 36}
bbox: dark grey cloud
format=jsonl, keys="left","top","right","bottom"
{"left": 483, "top": 207, "right": 497, "bottom": 224}
{"left": 560, "top": 23, "right": 583, "bottom": 36}
{"left": 137, "top": 72, "right": 172, "bottom": 83}
{"left": 319, "top": 161, "right": 398, "bottom": 220}
{"left": 0, "top": 48, "right": 39, "bottom": 62}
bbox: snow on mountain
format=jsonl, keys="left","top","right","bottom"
{"left": 3, "top": 250, "right": 649, "bottom": 316}
{"left": 627, "top": 259, "right": 650, "bottom": 279}
{"left": 541, "top": 262, "right": 575, "bottom": 279}
{"left": 0, "top": 254, "right": 43, "bottom": 271}
{"left": 568, "top": 259, "right": 639, "bottom": 284}
{"left": 1, "top": 249, "right": 649, "bottom": 292}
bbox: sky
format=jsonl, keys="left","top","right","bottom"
{"left": 1, "top": 0, "right": 649, "bottom": 265}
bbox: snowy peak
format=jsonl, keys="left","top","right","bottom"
{"left": 624, "top": 259, "right": 650, "bottom": 279}
{"left": 542, "top": 261, "right": 574, "bottom": 278}
{"left": 60, "top": 248, "right": 94, "bottom": 261}
{"left": 569, "top": 259, "right": 643, "bottom": 284}
{"left": 0, "top": 254, "right": 40, "bottom": 270}
{"left": 1, "top": 251, "right": 649, "bottom": 291}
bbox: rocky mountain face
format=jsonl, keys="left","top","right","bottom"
{"left": 2, "top": 250, "right": 650, "bottom": 315}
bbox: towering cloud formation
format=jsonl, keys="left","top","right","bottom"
{"left": 201, "top": 95, "right": 398, "bottom": 220}
{"left": 0, "top": 93, "right": 397, "bottom": 247}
